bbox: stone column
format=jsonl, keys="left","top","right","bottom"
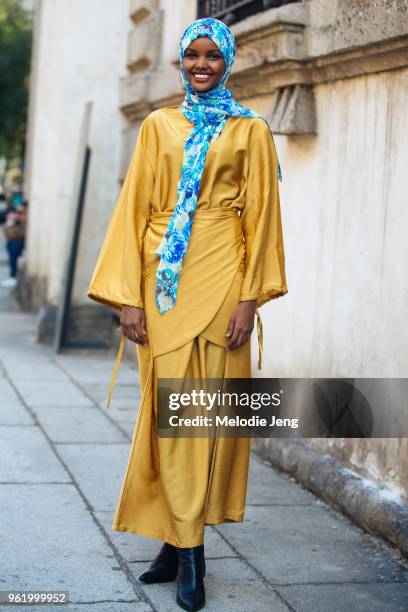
{"left": 20, "top": 0, "right": 130, "bottom": 347}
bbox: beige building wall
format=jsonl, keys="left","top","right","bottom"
{"left": 117, "top": 0, "right": 408, "bottom": 502}
{"left": 23, "top": 0, "right": 130, "bottom": 312}
{"left": 252, "top": 68, "right": 408, "bottom": 379}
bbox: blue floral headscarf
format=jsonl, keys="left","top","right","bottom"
{"left": 154, "top": 18, "right": 281, "bottom": 314}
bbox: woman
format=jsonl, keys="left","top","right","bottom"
{"left": 2, "top": 200, "right": 28, "bottom": 288}
{"left": 87, "top": 17, "right": 287, "bottom": 612}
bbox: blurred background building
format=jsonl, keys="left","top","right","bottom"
{"left": 17, "top": 0, "right": 408, "bottom": 524}
{"left": 20, "top": 0, "right": 130, "bottom": 344}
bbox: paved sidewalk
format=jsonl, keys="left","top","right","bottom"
{"left": 0, "top": 259, "right": 407, "bottom": 611}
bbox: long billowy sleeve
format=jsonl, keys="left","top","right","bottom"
{"left": 87, "top": 118, "right": 154, "bottom": 311}
{"left": 239, "top": 119, "right": 288, "bottom": 308}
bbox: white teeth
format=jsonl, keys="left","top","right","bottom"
{"left": 194, "top": 74, "right": 210, "bottom": 78}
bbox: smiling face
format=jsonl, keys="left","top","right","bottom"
{"left": 182, "top": 36, "right": 226, "bottom": 92}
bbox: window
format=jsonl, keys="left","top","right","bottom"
{"left": 197, "top": 0, "right": 301, "bottom": 26}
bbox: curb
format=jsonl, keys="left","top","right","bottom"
{"left": 252, "top": 438, "right": 408, "bottom": 557}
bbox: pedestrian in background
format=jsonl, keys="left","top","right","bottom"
{"left": 2, "top": 200, "right": 28, "bottom": 288}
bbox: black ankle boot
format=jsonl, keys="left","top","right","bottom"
{"left": 176, "top": 544, "right": 205, "bottom": 611}
{"left": 138, "top": 542, "right": 178, "bottom": 583}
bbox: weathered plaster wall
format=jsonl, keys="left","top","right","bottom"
{"left": 246, "top": 67, "right": 408, "bottom": 501}
{"left": 24, "top": 0, "right": 130, "bottom": 307}
{"left": 246, "top": 68, "right": 408, "bottom": 378}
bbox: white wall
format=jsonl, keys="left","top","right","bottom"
{"left": 158, "top": 0, "right": 197, "bottom": 65}
{"left": 24, "top": 0, "right": 130, "bottom": 305}
{"left": 250, "top": 68, "right": 408, "bottom": 378}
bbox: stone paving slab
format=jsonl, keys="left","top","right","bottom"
{"left": 95, "top": 511, "right": 238, "bottom": 563}
{"left": 247, "top": 454, "right": 317, "bottom": 506}
{"left": 56, "top": 443, "right": 130, "bottom": 512}
{"left": 0, "top": 347, "right": 52, "bottom": 363}
{"left": 54, "top": 353, "right": 138, "bottom": 386}
{"left": 129, "top": 557, "right": 291, "bottom": 611}
{"left": 277, "top": 581, "right": 408, "bottom": 612}
{"left": 119, "top": 421, "right": 138, "bottom": 438}
{"left": 32, "top": 406, "right": 127, "bottom": 444}
{"left": 11, "top": 380, "right": 94, "bottom": 408}
{"left": 0, "top": 484, "right": 138, "bottom": 603}
{"left": 0, "top": 312, "right": 43, "bottom": 337}
{"left": 83, "top": 383, "right": 140, "bottom": 417}
{"left": 0, "top": 427, "right": 70, "bottom": 483}
{"left": 0, "top": 316, "right": 50, "bottom": 360}
{"left": 0, "top": 379, "right": 34, "bottom": 425}
{"left": 215, "top": 504, "right": 408, "bottom": 585}
{"left": 1, "top": 361, "right": 71, "bottom": 382}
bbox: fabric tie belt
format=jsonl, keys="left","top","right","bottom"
{"left": 149, "top": 208, "right": 239, "bottom": 219}
{"left": 105, "top": 207, "right": 263, "bottom": 411}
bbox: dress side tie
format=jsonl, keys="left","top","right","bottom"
{"left": 255, "top": 308, "right": 263, "bottom": 370}
{"left": 106, "top": 330, "right": 126, "bottom": 411}
{"left": 107, "top": 310, "right": 263, "bottom": 410}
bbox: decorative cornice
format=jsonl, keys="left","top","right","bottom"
{"left": 307, "top": 35, "right": 408, "bottom": 85}
{"left": 119, "top": 3, "right": 408, "bottom": 122}
{"left": 228, "top": 35, "right": 408, "bottom": 98}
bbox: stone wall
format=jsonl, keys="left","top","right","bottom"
{"left": 116, "top": 0, "right": 408, "bottom": 503}
{"left": 22, "top": 0, "right": 130, "bottom": 344}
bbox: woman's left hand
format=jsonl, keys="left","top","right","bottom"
{"left": 226, "top": 300, "right": 257, "bottom": 351}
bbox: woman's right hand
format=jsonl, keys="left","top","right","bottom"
{"left": 120, "top": 305, "right": 148, "bottom": 345}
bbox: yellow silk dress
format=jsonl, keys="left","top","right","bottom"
{"left": 87, "top": 105, "right": 288, "bottom": 547}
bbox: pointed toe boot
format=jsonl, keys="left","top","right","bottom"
{"left": 176, "top": 544, "right": 206, "bottom": 611}
{"left": 138, "top": 542, "right": 179, "bottom": 583}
